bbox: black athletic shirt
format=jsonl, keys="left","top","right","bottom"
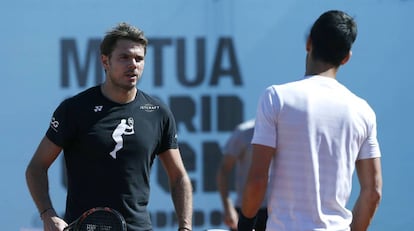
{"left": 46, "top": 85, "right": 178, "bottom": 231}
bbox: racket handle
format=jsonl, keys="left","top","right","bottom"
{"left": 63, "top": 225, "right": 73, "bottom": 231}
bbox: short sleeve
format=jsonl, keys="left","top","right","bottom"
{"left": 158, "top": 107, "right": 179, "bottom": 153}
{"left": 46, "top": 98, "right": 77, "bottom": 148}
{"left": 358, "top": 112, "right": 381, "bottom": 160}
{"left": 222, "top": 128, "right": 246, "bottom": 157}
{"left": 251, "top": 86, "right": 280, "bottom": 148}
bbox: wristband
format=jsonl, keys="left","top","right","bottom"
{"left": 237, "top": 211, "right": 256, "bottom": 231}
{"left": 178, "top": 227, "right": 192, "bottom": 231}
{"left": 40, "top": 207, "right": 53, "bottom": 218}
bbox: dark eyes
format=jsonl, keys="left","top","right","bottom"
{"left": 120, "top": 55, "right": 143, "bottom": 62}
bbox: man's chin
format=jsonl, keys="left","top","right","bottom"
{"left": 125, "top": 84, "right": 137, "bottom": 91}
{"left": 129, "top": 77, "right": 141, "bottom": 86}
{"left": 117, "top": 82, "right": 136, "bottom": 91}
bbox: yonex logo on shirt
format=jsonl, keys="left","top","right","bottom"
{"left": 94, "top": 105, "right": 103, "bottom": 112}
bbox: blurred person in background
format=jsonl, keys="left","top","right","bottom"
{"left": 217, "top": 119, "right": 268, "bottom": 231}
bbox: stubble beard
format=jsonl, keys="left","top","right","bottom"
{"left": 108, "top": 73, "right": 141, "bottom": 93}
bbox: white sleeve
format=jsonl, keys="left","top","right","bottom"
{"left": 251, "top": 86, "right": 280, "bottom": 148}
{"left": 222, "top": 128, "right": 244, "bottom": 157}
{"left": 358, "top": 111, "right": 381, "bottom": 160}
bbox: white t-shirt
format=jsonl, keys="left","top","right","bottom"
{"left": 252, "top": 75, "right": 381, "bottom": 231}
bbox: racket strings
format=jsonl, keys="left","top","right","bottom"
{"left": 78, "top": 211, "right": 125, "bottom": 231}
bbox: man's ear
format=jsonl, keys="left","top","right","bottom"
{"left": 306, "top": 37, "right": 312, "bottom": 52}
{"left": 101, "top": 55, "right": 109, "bottom": 69}
{"left": 341, "top": 51, "right": 352, "bottom": 65}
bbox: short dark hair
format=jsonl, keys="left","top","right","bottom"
{"left": 310, "top": 10, "right": 357, "bottom": 66}
{"left": 100, "top": 22, "right": 148, "bottom": 57}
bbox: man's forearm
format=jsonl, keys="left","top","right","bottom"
{"left": 217, "top": 170, "right": 232, "bottom": 210}
{"left": 241, "top": 178, "right": 267, "bottom": 218}
{"left": 26, "top": 163, "right": 54, "bottom": 214}
{"left": 171, "top": 174, "right": 193, "bottom": 229}
{"left": 351, "top": 189, "right": 381, "bottom": 231}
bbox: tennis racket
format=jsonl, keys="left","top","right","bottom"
{"left": 63, "top": 207, "right": 127, "bottom": 231}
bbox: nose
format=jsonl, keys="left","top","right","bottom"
{"left": 128, "top": 58, "right": 138, "bottom": 69}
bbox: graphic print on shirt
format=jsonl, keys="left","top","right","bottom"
{"left": 110, "top": 117, "right": 135, "bottom": 159}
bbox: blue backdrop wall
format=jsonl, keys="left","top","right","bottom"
{"left": 1, "top": 0, "right": 413, "bottom": 230}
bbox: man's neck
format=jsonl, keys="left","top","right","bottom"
{"left": 101, "top": 83, "right": 137, "bottom": 104}
{"left": 305, "top": 60, "right": 338, "bottom": 79}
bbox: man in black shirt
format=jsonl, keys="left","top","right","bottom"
{"left": 26, "top": 22, "right": 193, "bottom": 231}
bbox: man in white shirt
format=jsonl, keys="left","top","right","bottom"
{"left": 239, "top": 10, "right": 382, "bottom": 231}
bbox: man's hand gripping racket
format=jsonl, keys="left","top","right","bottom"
{"left": 63, "top": 207, "right": 126, "bottom": 231}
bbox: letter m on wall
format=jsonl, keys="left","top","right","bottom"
{"left": 60, "top": 39, "right": 104, "bottom": 88}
